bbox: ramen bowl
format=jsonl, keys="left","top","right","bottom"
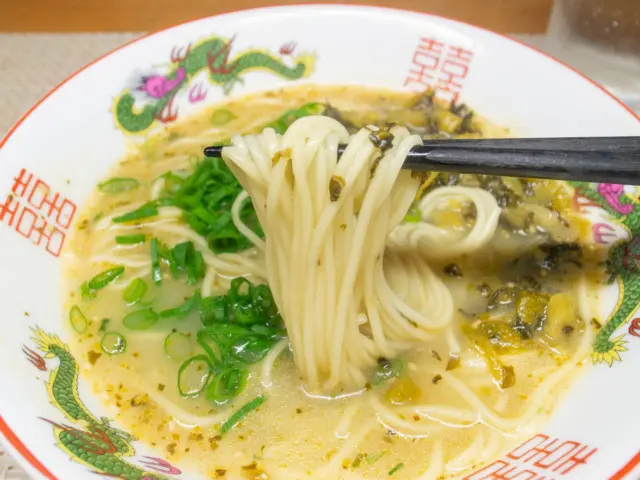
{"left": 1, "top": 5, "right": 639, "bottom": 480}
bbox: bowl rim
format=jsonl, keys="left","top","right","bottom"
{"left": 1, "top": 5, "right": 639, "bottom": 480}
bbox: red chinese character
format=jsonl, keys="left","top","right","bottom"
{"left": 552, "top": 445, "right": 597, "bottom": 475}
{"left": 26, "top": 178, "right": 76, "bottom": 229}
{"left": 0, "top": 194, "right": 20, "bottom": 227}
{"left": 26, "top": 178, "right": 51, "bottom": 210}
{"left": 404, "top": 38, "right": 444, "bottom": 88}
{"left": 433, "top": 45, "right": 474, "bottom": 103}
{"left": 14, "top": 205, "right": 66, "bottom": 256}
{"left": 11, "top": 168, "right": 34, "bottom": 198}
{"left": 447, "top": 45, "right": 474, "bottom": 63}
{"left": 464, "top": 460, "right": 544, "bottom": 480}
{"left": 43, "top": 226, "right": 66, "bottom": 257}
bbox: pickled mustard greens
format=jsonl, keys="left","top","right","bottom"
{"left": 63, "top": 85, "right": 602, "bottom": 480}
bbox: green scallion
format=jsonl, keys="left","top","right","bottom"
{"left": 206, "top": 367, "right": 248, "bottom": 404}
{"left": 115, "top": 234, "right": 147, "bottom": 245}
{"left": 403, "top": 207, "right": 422, "bottom": 223}
{"left": 150, "top": 238, "right": 162, "bottom": 285}
{"left": 122, "top": 278, "right": 148, "bottom": 304}
{"left": 100, "top": 332, "right": 127, "bottom": 355}
{"left": 164, "top": 332, "right": 192, "bottom": 361}
{"left": 123, "top": 308, "right": 158, "bottom": 330}
{"left": 98, "top": 177, "right": 139, "bottom": 194}
{"left": 81, "top": 265, "right": 125, "bottom": 299}
{"left": 211, "top": 109, "right": 237, "bottom": 126}
{"left": 112, "top": 202, "right": 158, "bottom": 223}
{"left": 159, "top": 292, "right": 201, "bottom": 319}
{"left": 69, "top": 305, "right": 88, "bottom": 333}
{"left": 98, "top": 318, "right": 111, "bottom": 332}
{"left": 388, "top": 463, "right": 404, "bottom": 476}
{"left": 365, "top": 452, "right": 385, "bottom": 464}
{"left": 371, "top": 358, "right": 404, "bottom": 386}
{"left": 219, "top": 394, "right": 265, "bottom": 434}
{"left": 177, "top": 355, "right": 212, "bottom": 397}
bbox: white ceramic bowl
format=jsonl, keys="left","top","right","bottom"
{"left": 1, "top": 5, "right": 639, "bottom": 480}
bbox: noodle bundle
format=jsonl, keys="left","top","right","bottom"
{"left": 223, "top": 116, "right": 457, "bottom": 392}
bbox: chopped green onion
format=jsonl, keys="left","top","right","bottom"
{"left": 69, "top": 305, "right": 88, "bottom": 333}
{"left": 351, "top": 453, "right": 365, "bottom": 469}
{"left": 123, "top": 308, "right": 158, "bottom": 330}
{"left": 160, "top": 292, "right": 201, "bottom": 319}
{"left": 177, "top": 355, "right": 212, "bottom": 397}
{"left": 219, "top": 395, "right": 265, "bottom": 434}
{"left": 122, "top": 278, "right": 148, "bottom": 304}
{"left": 150, "top": 238, "right": 162, "bottom": 285}
{"left": 100, "top": 332, "right": 127, "bottom": 355}
{"left": 115, "top": 234, "right": 146, "bottom": 245}
{"left": 164, "top": 331, "right": 192, "bottom": 360}
{"left": 230, "top": 336, "right": 272, "bottom": 364}
{"left": 99, "top": 177, "right": 139, "bottom": 194}
{"left": 211, "top": 109, "right": 237, "bottom": 126}
{"left": 168, "top": 242, "right": 205, "bottom": 284}
{"left": 197, "top": 330, "right": 223, "bottom": 365}
{"left": 98, "top": 318, "right": 111, "bottom": 333}
{"left": 200, "top": 296, "right": 228, "bottom": 325}
{"left": 112, "top": 202, "right": 158, "bottom": 223}
{"left": 158, "top": 158, "right": 262, "bottom": 254}
{"left": 388, "top": 463, "right": 404, "bottom": 476}
{"left": 206, "top": 367, "right": 248, "bottom": 404}
{"left": 371, "top": 358, "right": 404, "bottom": 386}
{"left": 365, "top": 452, "right": 385, "bottom": 464}
{"left": 403, "top": 207, "right": 422, "bottom": 223}
{"left": 81, "top": 266, "right": 125, "bottom": 299}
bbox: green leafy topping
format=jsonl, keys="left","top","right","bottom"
{"left": 184, "top": 279, "right": 284, "bottom": 404}
{"left": 177, "top": 355, "right": 212, "bottom": 397}
{"left": 150, "top": 238, "right": 163, "bottom": 285}
{"left": 123, "top": 308, "right": 158, "bottom": 330}
{"left": 219, "top": 395, "right": 265, "bottom": 434}
{"left": 99, "top": 177, "right": 139, "bottom": 194}
{"left": 112, "top": 202, "right": 158, "bottom": 223}
{"left": 211, "top": 109, "right": 237, "bottom": 126}
{"left": 122, "top": 278, "right": 148, "bottom": 304}
{"left": 160, "top": 292, "right": 201, "bottom": 319}
{"left": 365, "top": 452, "right": 385, "bottom": 464}
{"left": 98, "top": 318, "right": 111, "bottom": 333}
{"left": 388, "top": 463, "right": 404, "bottom": 476}
{"left": 201, "top": 278, "right": 282, "bottom": 328}
{"left": 164, "top": 331, "right": 192, "bottom": 361}
{"left": 158, "top": 158, "right": 262, "bottom": 253}
{"left": 403, "top": 207, "right": 422, "bottom": 223}
{"left": 169, "top": 241, "right": 206, "bottom": 284}
{"left": 206, "top": 367, "right": 248, "bottom": 404}
{"left": 115, "top": 234, "right": 147, "bottom": 245}
{"left": 100, "top": 332, "right": 127, "bottom": 355}
{"left": 69, "top": 305, "right": 88, "bottom": 333}
{"left": 149, "top": 239, "right": 206, "bottom": 286}
{"left": 81, "top": 266, "right": 125, "bottom": 299}
{"left": 371, "top": 357, "right": 404, "bottom": 385}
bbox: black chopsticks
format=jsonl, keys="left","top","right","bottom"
{"left": 204, "top": 136, "right": 640, "bottom": 185}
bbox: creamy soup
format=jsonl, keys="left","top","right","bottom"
{"left": 62, "top": 85, "right": 604, "bottom": 479}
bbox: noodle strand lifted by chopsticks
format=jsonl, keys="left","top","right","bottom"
{"left": 223, "top": 116, "right": 455, "bottom": 393}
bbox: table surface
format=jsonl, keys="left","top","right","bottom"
{"left": 0, "top": 0, "right": 553, "bottom": 34}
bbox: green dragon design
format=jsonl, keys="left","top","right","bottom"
{"left": 114, "top": 35, "right": 316, "bottom": 134}
{"left": 572, "top": 181, "right": 640, "bottom": 365}
{"left": 29, "top": 327, "right": 174, "bottom": 479}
